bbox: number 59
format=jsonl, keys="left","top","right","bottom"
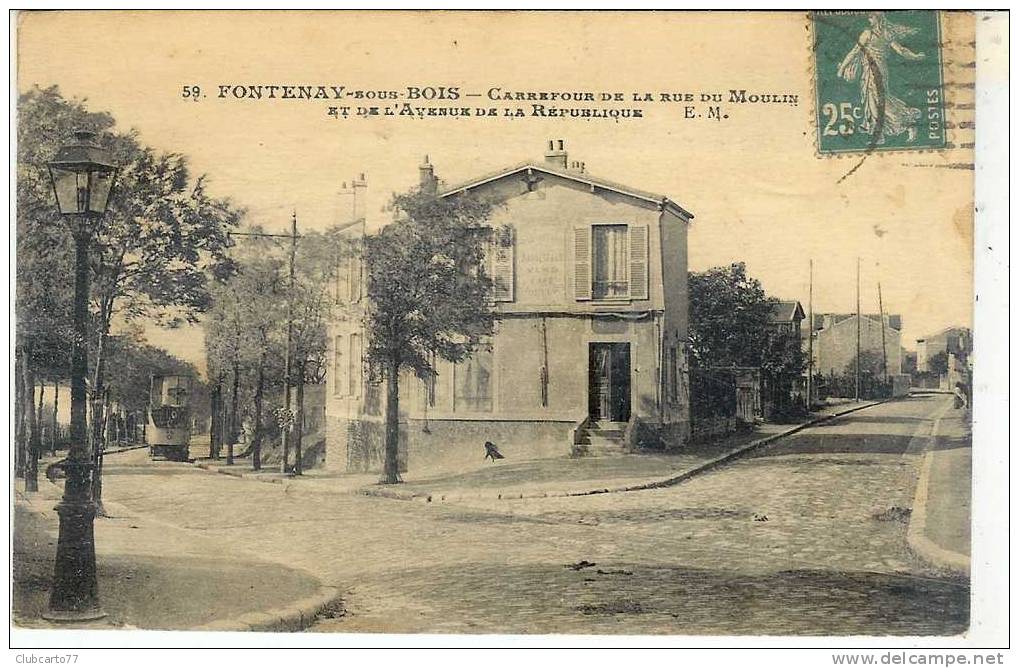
{"left": 181, "top": 85, "right": 201, "bottom": 100}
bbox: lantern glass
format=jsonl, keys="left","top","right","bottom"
{"left": 49, "top": 166, "right": 87, "bottom": 215}
{"left": 87, "top": 169, "right": 115, "bottom": 214}
{"left": 47, "top": 131, "right": 118, "bottom": 216}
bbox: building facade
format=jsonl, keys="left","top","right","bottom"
{"left": 811, "top": 313, "right": 903, "bottom": 377}
{"left": 325, "top": 140, "right": 693, "bottom": 476}
{"left": 916, "top": 326, "right": 971, "bottom": 373}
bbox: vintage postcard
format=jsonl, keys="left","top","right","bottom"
{"left": 10, "top": 8, "right": 1006, "bottom": 651}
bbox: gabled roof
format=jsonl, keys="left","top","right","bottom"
{"left": 915, "top": 326, "right": 970, "bottom": 342}
{"left": 813, "top": 313, "right": 902, "bottom": 331}
{"left": 438, "top": 161, "right": 694, "bottom": 221}
{"left": 769, "top": 300, "right": 805, "bottom": 323}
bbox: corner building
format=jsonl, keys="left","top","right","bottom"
{"left": 326, "top": 141, "right": 694, "bottom": 475}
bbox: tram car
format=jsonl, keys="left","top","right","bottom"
{"left": 146, "top": 373, "right": 193, "bottom": 461}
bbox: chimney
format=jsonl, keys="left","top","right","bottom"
{"left": 351, "top": 172, "right": 367, "bottom": 221}
{"left": 419, "top": 155, "right": 438, "bottom": 195}
{"left": 544, "top": 139, "right": 568, "bottom": 169}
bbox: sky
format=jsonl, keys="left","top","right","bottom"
{"left": 17, "top": 11, "right": 976, "bottom": 372}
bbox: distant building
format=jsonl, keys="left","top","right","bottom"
{"left": 916, "top": 326, "right": 971, "bottom": 373}
{"left": 765, "top": 300, "right": 806, "bottom": 413}
{"left": 325, "top": 140, "right": 694, "bottom": 475}
{"left": 768, "top": 300, "right": 805, "bottom": 336}
{"left": 811, "top": 313, "right": 903, "bottom": 377}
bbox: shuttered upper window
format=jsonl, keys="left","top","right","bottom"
{"left": 489, "top": 226, "right": 515, "bottom": 302}
{"left": 574, "top": 224, "right": 649, "bottom": 301}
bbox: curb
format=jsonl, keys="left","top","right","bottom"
{"left": 906, "top": 403, "right": 971, "bottom": 575}
{"left": 361, "top": 399, "right": 892, "bottom": 504}
{"left": 104, "top": 444, "right": 149, "bottom": 456}
{"left": 26, "top": 474, "right": 342, "bottom": 633}
{"left": 194, "top": 585, "right": 343, "bottom": 633}
{"left": 192, "top": 460, "right": 290, "bottom": 485}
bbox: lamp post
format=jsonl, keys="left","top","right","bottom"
{"left": 43, "top": 130, "right": 117, "bottom": 621}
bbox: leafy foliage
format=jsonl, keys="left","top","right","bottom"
{"left": 363, "top": 191, "right": 496, "bottom": 378}
{"left": 688, "top": 262, "right": 776, "bottom": 369}
{"left": 362, "top": 189, "right": 497, "bottom": 482}
{"left": 103, "top": 327, "right": 207, "bottom": 421}
{"left": 926, "top": 350, "right": 949, "bottom": 376}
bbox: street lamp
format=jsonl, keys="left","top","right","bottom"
{"left": 43, "top": 130, "right": 117, "bottom": 621}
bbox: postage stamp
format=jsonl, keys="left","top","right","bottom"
{"left": 812, "top": 10, "right": 946, "bottom": 154}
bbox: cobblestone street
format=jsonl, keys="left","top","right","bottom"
{"left": 85, "top": 394, "right": 967, "bottom": 635}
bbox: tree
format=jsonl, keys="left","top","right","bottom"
{"left": 363, "top": 190, "right": 497, "bottom": 483}
{"left": 688, "top": 262, "right": 776, "bottom": 369}
{"left": 288, "top": 228, "right": 351, "bottom": 474}
{"left": 15, "top": 86, "right": 93, "bottom": 490}
{"left": 204, "top": 235, "right": 287, "bottom": 470}
{"left": 927, "top": 350, "right": 950, "bottom": 376}
{"left": 760, "top": 326, "right": 806, "bottom": 416}
{"left": 17, "top": 86, "right": 243, "bottom": 504}
{"left": 844, "top": 349, "right": 886, "bottom": 377}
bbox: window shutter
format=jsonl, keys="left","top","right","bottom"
{"left": 492, "top": 226, "right": 515, "bottom": 302}
{"left": 336, "top": 259, "right": 349, "bottom": 305}
{"left": 333, "top": 335, "right": 346, "bottom": 396}
{"left": 628, "top": 224, "right": 649, "bottom": 300}
{"left": 573, "top": 226, "right": 592, "bottom": 301}
{"left": 349, "top": 334, "right": 362, "bottom": 397}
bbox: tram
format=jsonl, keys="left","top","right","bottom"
{"left": 146, "top": 373, "right": 193, "bottom": 461}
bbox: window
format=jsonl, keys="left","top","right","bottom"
{"left": 336, "top": 255, "right": 363, "bottom": 305}
{"left": 488, "top": 226, "right": 515, "bottom": 302}
{"left": 422, "top": 352, "right": 438, "bottom": 408}
{"left": 348, "top": 333, "right": 362, "bottom": 397}
{"left": 668, "top": 345, "right": 679, "bottom": 404}
{"left": 592, "top": 224, "right": 629, "bottom": 299}
{"left": 335, "top": 258, "right": 349, "bottom": 305}
{"left": 349, "top": 256, "right": 362, "bottom": 303}
{"left": 333, "top": 334, "right": 347, "bottom": 396}
{"left": 574, "top": 224, "right": 648, "bottom": 301}
{"left": 454, "top": 345, "right": 493, "bottom": 412}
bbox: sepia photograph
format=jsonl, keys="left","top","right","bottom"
{"left": 8, "top": 7, "right": 1009, "bottom": 655}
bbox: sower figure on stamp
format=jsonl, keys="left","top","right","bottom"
{"left": 837, "top": 11, "right": 926, "bottom": 144}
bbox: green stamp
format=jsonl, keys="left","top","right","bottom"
{"left": 812, "top": 10, "right": 946, "bottom": 154}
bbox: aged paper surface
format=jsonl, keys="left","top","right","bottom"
{"left": 13, "top": 10, "right": 990, "bottom": 645}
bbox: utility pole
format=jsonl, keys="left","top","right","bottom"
{"left": 281, "top": 210, "right": 298, "bottom": 475}
{"left": 807, "top": 259, "right": 814, "bottom": 411}
{"left": 855, "top": 257, "right": 861, "bottom": 401}
{"left": 878, "top": 281, "right": 889, "bottom": 385}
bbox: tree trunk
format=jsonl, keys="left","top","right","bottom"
{"left": 382, "top": 355, "right": 402, "bottom": 484}
{"left": 14, "top": 348, "right": 25, "bottom": 479}
{"left": 252, "top": 362, "right": 264, "bottom": 471}
{"left": 51, "top": 378, "right": 59, "bottom": 454}
{"left": 228, "top": 360, "right": 239, "bottom": 465}
{"left": 209, "top": 379, "right": 221, "bottom": 459}
{"left": 22, "top": 353, "right": 39, "bottom": 492}
{"left": 294, "top": 359, "right": 306, "bottom": 475}
{"left": 37, "top": 380, "right": 46, "bottom": 451}
{"left": 90, "top": 327, "right": 108, "bottom": 513}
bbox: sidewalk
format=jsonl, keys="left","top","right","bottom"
{"left": 907, "top": 402, "right": 972, "bottom": 574}
{"left": 363, "top": 400, "right": 885, "bottom": 503}
{"left": 192, "top": 456, "right": 377, "bottom": 493}
{"left": 13, "top": 454, "right": 339, "bottom": 631}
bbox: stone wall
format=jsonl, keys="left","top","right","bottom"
{"left": 325, "top": 414, "right": 573, "bottom": 477}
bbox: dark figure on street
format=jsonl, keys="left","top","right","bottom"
{"left": 484, "top": 441, "right": 505, "bottom": 462}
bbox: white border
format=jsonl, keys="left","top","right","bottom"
{"left": 5, "top": 4, "right": 1011, "bottom": 661}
